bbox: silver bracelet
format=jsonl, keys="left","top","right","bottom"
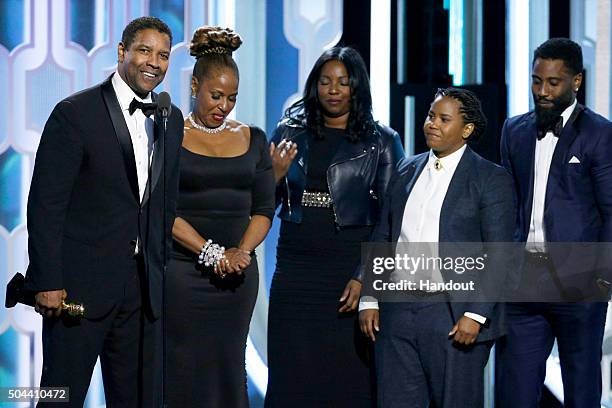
{"left": 202, "top": 242, "right": 225, "bottom": 267}
{"left": 197, "top": 239, "right": 213, "bottom": 265}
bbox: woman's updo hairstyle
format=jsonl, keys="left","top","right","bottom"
{"left": 189, "top": 26, "right": 242, "bottom": 81}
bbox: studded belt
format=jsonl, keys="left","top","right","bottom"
{"left": 301, "top": 191, "right": 332, "bottom": 208}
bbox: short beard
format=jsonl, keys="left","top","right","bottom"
{"left": 533, "top": 90, "right": 574, "bottom": 129}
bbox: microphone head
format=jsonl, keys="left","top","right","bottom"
{"left": 157, "top": 92, "right": 171, "bottom": 117}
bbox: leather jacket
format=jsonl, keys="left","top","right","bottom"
{"left": 272, "top": 121, "right": 405, "bottom": 227}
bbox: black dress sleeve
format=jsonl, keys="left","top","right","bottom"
{"left": 250, "top": 126, "right": 276, "bottom": 220}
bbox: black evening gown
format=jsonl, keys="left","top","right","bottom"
{"left": 166, "top": 127, "right": 275, "bottom": 408}
{"left": 266, "top": 127, "right": 375, "bottom": 407}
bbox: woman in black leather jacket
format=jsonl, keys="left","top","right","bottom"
{"left": 265, "top": 46, "right": 404, "bottom": 407}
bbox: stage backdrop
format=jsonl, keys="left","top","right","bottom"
{"left": 2, "top": 1, "right": 612, "bottom": 407}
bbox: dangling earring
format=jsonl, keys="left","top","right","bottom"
{"left": 191, "top": 90, "right": 197, "bottom": 112}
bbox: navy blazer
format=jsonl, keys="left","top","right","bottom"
{"left": 500, "top": 105, "right": 612, "bottom": 294}
{"left": 370, "top": 146, "right": 515, "bottom": 341}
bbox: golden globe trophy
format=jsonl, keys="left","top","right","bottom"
{"left": 5, "top": 273, "right": 85, "bottom": 318}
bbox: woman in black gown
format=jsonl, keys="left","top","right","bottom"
{"left": 265, "top": 47, "right": 405, "bottom": 407}
{"left": 166, "top": 26, "right": 275, "bottom": 407}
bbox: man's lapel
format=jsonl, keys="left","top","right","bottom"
{"left": 545, "top": 104, "right": 584, "bottom": 212}
{"left": 142, "top": 92, "right": 163, "bottom": 205}
{"left": 517, "top": 114, "right": 538, "bottom": 234}
{"left": 101, "top": 75, "right": 140, "bottom": 203}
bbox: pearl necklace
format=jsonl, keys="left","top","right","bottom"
{"left": 187, "top": 112, "right": 227, "bottom": 134}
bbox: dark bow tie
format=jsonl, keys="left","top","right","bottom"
{"left": 128, "top": 98, "right": 156, "bottom": 117}
{"left": 537, "top": 116, "right": 563, "bottom": 140}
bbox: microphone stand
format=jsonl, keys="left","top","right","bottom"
{"left": 161, "top": 106, "right": 168, "bottom": 408}
{"left": 155, "top": 92, "right": 171, "bottom": 407}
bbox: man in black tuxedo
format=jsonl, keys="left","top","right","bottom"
{"left": 496, "top": 38, "right": 611, "bottom": 407}
{"left": 24, "top": 17, "right": 184, "bottom": 407}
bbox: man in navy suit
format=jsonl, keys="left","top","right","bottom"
{"left": 496, "top": 38, "right": 611, "bottom": 408}
{"left": 359, "top": 88, "right": 515, "bottom": 407}
{"left": 25, "top": 17, "right": 184, "bottom": 407}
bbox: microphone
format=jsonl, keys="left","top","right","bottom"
{"left": 157, "top": 91, "right": 171, "bottom": 118}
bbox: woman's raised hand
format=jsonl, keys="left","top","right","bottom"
{"left": 269, "top": 139, "right": 298, "bottom": 183}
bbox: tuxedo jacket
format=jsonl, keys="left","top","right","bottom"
{"left": 370, "top": 146, "right": 516, "bottom": 341}
{"left": 500, "top": 105, "right": 612, "bottom": 295}
{"left": 25, "top": 75, "right": 184, "bottom": 319}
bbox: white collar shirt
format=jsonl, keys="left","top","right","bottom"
{"left": 527, "top": 99, "right": 577, "bottom": 252}
{"left": 399, "top": 145, "right": 466, "bottom": 244}
{"left": 388, "top": 146, "right": 466, "bottom": 295}
{"left": 111, "top": 71, "right": 154, "bottom": 203}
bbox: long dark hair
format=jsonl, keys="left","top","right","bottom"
{"left": 284, "top": 46, "right": 376, "bottom": 142}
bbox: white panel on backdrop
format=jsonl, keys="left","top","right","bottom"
{"left": 594, "top": 0, "right": 611, "bottom": 118}
{"left": 506, "top": 0, "right": 530, "bottom": 117}
{"left": 282, "top": 0, "right": 343, "bottom": 112}
{"left": 12, "top": 0, "right": 48, "bottom": 154}
{"left": 370, "top": 0, "right": 390, "bottom": 125}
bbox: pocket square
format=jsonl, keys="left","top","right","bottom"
{"left": 568, "top": 156, "right": 581, "bottom": 164}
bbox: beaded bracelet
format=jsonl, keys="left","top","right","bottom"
{"left": 197, "top": 240, "right": 212, "bottom": 265}
{"left": 197, "top": 240, "right": 225, "bottom": 267}
{"left": 204, "top": 243, "right": 225, "bottom": 267}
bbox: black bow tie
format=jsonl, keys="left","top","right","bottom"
{"left": 128, "top": 98, "right": 156, "bottom": 117}
{"left": 537, "top": 116, "right": 563, "bottom": 140}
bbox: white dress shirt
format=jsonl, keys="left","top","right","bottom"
{"left": 399, "top": 146, "right": 466, "bottom": 244}
{"left": 526, "top": 100, "right": 577, "bottom": 252}
{"left": 359, "top": 145, "right": 486, "bottom": 325}
{"left": 111, "top": 72, "right": 154, "bottom": 202}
